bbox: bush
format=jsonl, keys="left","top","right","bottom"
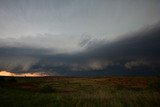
{"left": 0, "top": 77, "right": 5, "bottom": 87}
{"left": 0, "top": 76, "right": 5, "bottom": 83}
{"left": 7, "top": 77, "right": 17, "bottom": 83}
{"left": 147, "top": 80, "right": 160, "bottom": 92}
{"left": 40, "top": 84, "right": 55, "bottom": 93}
{"left": 115, "top": 84, "right": 125, "bottom": 90}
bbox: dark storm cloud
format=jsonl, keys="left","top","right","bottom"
{"left": 0, "top": 23, "right": 160, "bottom": 76}
{"left": 0, "top": 47, "right": 51, "bottom": 73}
{"left": 84, "top": 23, "right": 160, "bottom": 59}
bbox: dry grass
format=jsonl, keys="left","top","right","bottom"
{"left": 0, "top": 76, "right": 160, "bottom": 107}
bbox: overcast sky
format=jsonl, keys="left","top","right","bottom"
{"left": 0, "top": 0, "right": 160, "bottom": 53}
{"left": 0, "top": 0, "right": 160, "bottom": 76}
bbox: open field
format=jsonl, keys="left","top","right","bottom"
{"left": 0, "top": 76, "right": 160, "bottom": 107}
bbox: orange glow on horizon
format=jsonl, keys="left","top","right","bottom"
{"left": 0, "top": 71, "right": 48, "bottom": 77}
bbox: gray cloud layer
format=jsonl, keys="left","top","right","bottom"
{"left": 0, "top": 0, "right": 160, "bottom": 41}
{"left": 0, "top": 23, "right": 160, "bottom": 76}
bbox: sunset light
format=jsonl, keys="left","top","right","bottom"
{"left": 0, "top": 71, "right": 48, "bottom": 77}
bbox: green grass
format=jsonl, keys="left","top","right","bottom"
{"left": 0, "top": 76, "right": 160, "bottom": 107}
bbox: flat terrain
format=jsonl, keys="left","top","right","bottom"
{"left": 0, "top": 76, "right": 160, "bottom": 107}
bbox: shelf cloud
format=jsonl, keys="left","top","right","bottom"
{"left": 0, "top": 23, "right": 160, "bottom": 76}
{"left": 0, "top": 0, "right": 160, "bottom": 76}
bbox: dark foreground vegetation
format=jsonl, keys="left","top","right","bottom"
{"left": 0, "top": 76, "right": 160, "bottom": 107}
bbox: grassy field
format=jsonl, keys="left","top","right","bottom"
{"left": 0, "top": 76, "right": 160, "bottom": 107}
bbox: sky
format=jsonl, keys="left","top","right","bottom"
{"left": 0, "top": 0, "right": 160, "bottom": 76}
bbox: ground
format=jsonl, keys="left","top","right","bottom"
{"left": 0, "top": 76, "right": 160, "bottom": 107}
